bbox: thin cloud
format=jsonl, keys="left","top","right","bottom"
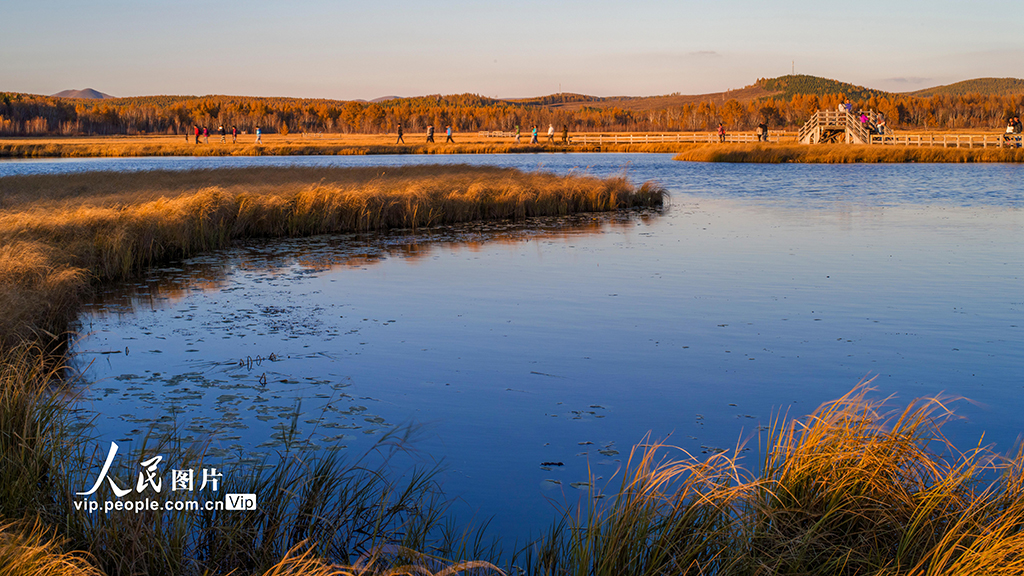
{"left": 883, "top": 77, "right": 932, "bottom": 85}
{"left": 688, "top": 51, "right": 721, "bottom": 58}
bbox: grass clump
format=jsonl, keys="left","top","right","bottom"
{"left": 532, "top": 385, "right": 1024, "bottom": 576}
{"left": 674, "top": 143, "right": 1024, "bottom": 163}
{"left": 0, "top": 520, "right": 103, "bottom": 576}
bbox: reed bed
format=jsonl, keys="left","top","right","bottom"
{"left": 0, "top": 165, "right": 663, "bottom": 345}
{"left": 0, "top": 139, "right": 701, "bottom": 158}
{"left": 674, "top": 143, "right": 1024, "bottom": 163}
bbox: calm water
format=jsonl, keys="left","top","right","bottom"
{"left": 6, "top": 154, "right": 1021, "bottom": 541}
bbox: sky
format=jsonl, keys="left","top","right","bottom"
{"left": 2, "top": 0, "right": 1022, "bottom": 100}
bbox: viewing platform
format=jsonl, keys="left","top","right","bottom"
{"left": 800, "top": 109, "right": 1018, "bottom": 148}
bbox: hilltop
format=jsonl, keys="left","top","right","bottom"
{"left": 909, "top": 77, "right": 1024, "bottom": 97}
{"left": 752, "top": 75, "right": 891, "bottom": 100}
{"left": 50, "top": 88, "right": 114, "bottom": 99}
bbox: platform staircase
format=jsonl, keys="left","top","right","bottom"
{"left": 798, "top": 109, "right": 877, "bottom": 144}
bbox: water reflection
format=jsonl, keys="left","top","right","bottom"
{"left": 84, "top": 211, "right": 654, "bottom": 317}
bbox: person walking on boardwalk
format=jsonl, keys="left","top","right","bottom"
{"left": 561, "top": 125, "right": 568, "bottom": 144}
{"left": 426, "top": 125, "right": 434, "bottom": 143}
{"left": 231, "top": 126, "right": 237, "bottom": 143}
{"left": 717, "top": 123, "right": 726, "bottom": 143}
{"left": 530, "top": 126, "right": 538, "bottom": 143}
{"left": 255, "top": 127, "right": 262, "bottom": 144}
{"left": 218, "top": 125, "right": 225, "bottom": 143}
{"left": 194, "top": 125, "right": 200, "bottom": 144}
{"left": 515, "top": 125, "right": 521, "bottom": 143}
{"left": 445, "top": 125, "right": 454, "bottom": 143}
{"left": 203, "top": 127, "right": 209, "bottom": 144}
{"left": 758, "top": 121, "right": 768, "bottom": 142}
{"left": 396, "top": 124, "right": 405, "bottom": 144}
{"left": 547, "top": 124, "right": 555, "bottom": 143}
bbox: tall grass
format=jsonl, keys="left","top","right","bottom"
{"left": 0, "top": 520, "right": 103, "bottom": 576}
{"left": 0, "top": 165, "right": 664, "bottom": 345}
{"left": 0, "top": 343, "right": 74, "bottom": 521}
{"left": 52, "top": 428, "right": 498, "bottom": 576}
{"left": 674, "top": 143, "right": 1024, "bottom": 163}
{"left": 532, "top": 385, "right": 1024, "bottom": 576}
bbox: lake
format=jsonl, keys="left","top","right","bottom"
{"left": 5, "top": 153, "right": 1022, "bottom": 542}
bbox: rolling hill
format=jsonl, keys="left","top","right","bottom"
{"left": 909, "top": 77, "right": 1024, "bottom": 97}
{"left": 51, "top": 88, "right": 114, "bottom": 99}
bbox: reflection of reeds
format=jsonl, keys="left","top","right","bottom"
{"left": 674, "top": 143, "right": 1024, "bottom": 163}
{"left": 0, "top": 165, "right": 663, "bottom": 345}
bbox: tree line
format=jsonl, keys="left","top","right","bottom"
{"left": 2, "top": 90, "right": 1022, "bottom": 136}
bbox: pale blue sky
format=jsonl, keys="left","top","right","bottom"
{"left": 2, "top": 0, "right": 1021, "bottom": 99}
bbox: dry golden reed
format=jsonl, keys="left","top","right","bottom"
{"left": 536, "top": 384, "right": 1024, "bottom": 576}
{"left": 0, "top": 520, "right": 103, "bottom": 576}
{"left": 0, "top": 165, "right": 663, "bottom": 345}
{"left": 0, "top": 138, "right": 702, "bottom": 159}
{"left": 675, "top": 143, "right": 1024, "bottom": 163}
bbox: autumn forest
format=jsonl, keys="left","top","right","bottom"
{"left": 3, "top": 76, "right": 1023, "bottom": 137}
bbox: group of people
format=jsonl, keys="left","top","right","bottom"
{"left": 839, "top": 102, "right": 888, "bottom": 135}
{"left": 395, "top": 123, "right": 571, "bottom": 145}
{"left": 404, "top": 125, "right": 454, "bottom": 144}
{"left": 520, "top": 124, "right": 568, "bottom": 144}
{"left": 1004, "top": 116, "right": 1023, "bottom": 147}
{"left": 717, "top": 121, "right": 772, "bottom": 143}
{"left": 190, "top": 125, "right": 245, "bottom": 144}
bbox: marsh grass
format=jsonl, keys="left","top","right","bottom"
{"left": 53, "top": 427, "right": 496, "bottom": 576}
{"left": 0, "top": 343, "right": 74, "bottom": 521}
{"left": 531, "top": 385, "right": 1024, "bottom": 576}
{"left": 674, "top": 143, "right": 1024, "bottom": 163}
{"left": 0, "top": 165, "right": 664, "bottom": 344}
{"left": 0, "top": 134, "right": 711, "bottom": 159}
{"left": 0, "top": 519, "right": 103, "bottom": 576}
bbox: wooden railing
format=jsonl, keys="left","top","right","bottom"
{"left": 478, "top": 131, "right": 786, "bottom": 143}
{"left": 869, "top": 133, "right": 1017, "bottom": 148}
{"left": 564, "top": 132, "right": 785, "bottom": 144}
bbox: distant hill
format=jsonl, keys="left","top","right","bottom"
{"left": 51, "top": 88, "right": 114, "bottom": 99}
{"left": 754, "top": 75, "right": 890, "bottom": 100}
{"left": 908, "top": 77, "right": 1024, "bottom": 97}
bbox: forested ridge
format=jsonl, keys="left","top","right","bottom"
{"left": 3, "top": 75, "right": 1023, "bottom": 136}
